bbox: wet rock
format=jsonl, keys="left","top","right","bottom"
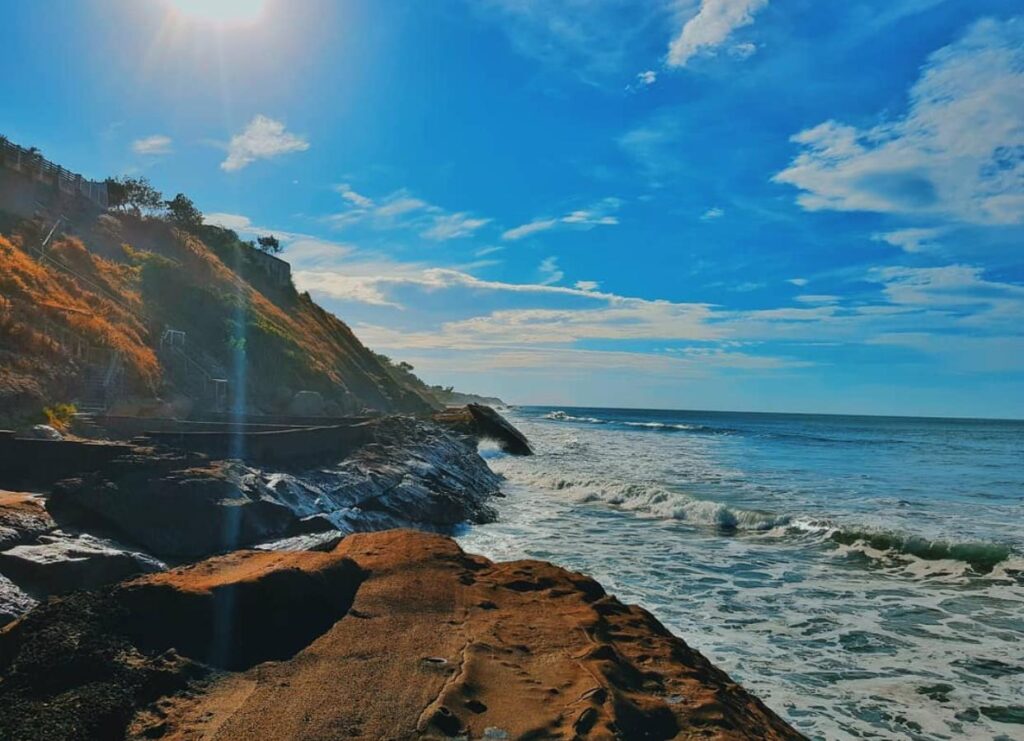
{"left": 0, "top": 491, "right": 55, "bottom": 550}
{"left": 266, "top": 417, "right": 504, "bottom": 532}
{"left": 48, "top": 463, "right": 309, "bottom": 558}
{"left": 0, "top": 532, "right": 164, "bottom": 595}
{"left": 434, "top": 404, "right": 532, "bottom": 456}
{"left": 0, "top": 573, "right": 36, "bottom": 626}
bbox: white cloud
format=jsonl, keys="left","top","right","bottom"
{"left": 667, "top": 0, "right": 769, "bottom": 67}
{"left": 376, "top": 196, "right": 428, "bottom": 217}
{"left": 475, "top": 245, "right": 505, "bottom": 257}
{"left": 638, "top": 69, "right": 658, "bottom": 85}
{"left": 221, "top": 115, "right": 309, "bottom": 172}
{"left": 872, "top": 227, "right": 946, "bottom": 253}
{"left": 502, "top": 218, "right": 558, "bottom": 241}
{"left": 538, "top": 256, "right": 564, "bottom": 285}
{"left": 774, "top": 17, "right": 1024, "bottom": 225}
{"left": 336, "top": 183, "right": 374, "bottom": 208}
{"left": 132, "top": 135, "right": 172, "bottom": 155}
{"left": 701, "top": 206, "right": 725, "bottom": 220}
{"left": 729, "top": 41, "right": 758, "bottom": 59}
{"left": 204, "top": 212, "right": 253, "bottom": 231}
{"left": 504, "top": 198, "right": 622, "bottom": 240}
{"left": 422, "top": 212, "right": 491, "bottom": 240}
{"left": 787, "top": 277, "right": 809, "bottom": 286}
{"left": 575, "top": 280, "right": 601, "bottom": 291}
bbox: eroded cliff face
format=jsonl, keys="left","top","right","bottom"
{"left": 0, "top": 213, "right": 438, "bottom": 420}
{"left": 0, "top": 530, "right": 803, "bottom": 741}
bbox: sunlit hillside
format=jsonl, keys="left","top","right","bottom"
{"left": 0, "top": 211, "right": 438, "bottom": 422}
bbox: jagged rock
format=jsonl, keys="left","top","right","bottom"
{"left": 0, "top": 531, "right": 802, "bottom": 741}
{"left": 0, "top": 574, "right": 35, "bottom": 626}
{"left": 434, "top": 404, "right": 533, "bottom": 456}
{"left": 288, "top": 390, "right": 325, "bottom": 416}
{"left": 27, "top": 424, "right": 63, "bottom": 440}
{"left": 261, "top": 417, "right": 504, "bottom": 533}
{"left": 0, "top": 532, "right": 164, "bottom": 596}
{"left": 48, "top": 463, "right": 311, "bottom": 558}
{"left": 0, "top": 492, "right": 54, "bottom": 550}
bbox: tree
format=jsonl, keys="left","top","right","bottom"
{"left": 164, "top": 193, "right": 203, "bottom": 230}
{"left": 256, "top": 234, "right": 282, "bottom": 254}
{"left": 106, "top": 176, "right": 163, "bottom": 215}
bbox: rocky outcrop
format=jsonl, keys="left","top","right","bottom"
{"left": 0, "top": 492, "right": 54, "bottom": 550}
{"left": 434, "top": 404, "right": 533, "bottom": 456}
{"left": 0, "top": 534, "right": 164, "bottom": 596}
{"left": 46, "top": 418, "right": 502, "bottom": 561}
{"left": 0, "top": 491, "right": 165, "bottom": 626}
{"left": 47, "top": 462, "right": 316, "bottom": 559}
{"left": 0, "top": 530, "right": 802, "bottom": 741}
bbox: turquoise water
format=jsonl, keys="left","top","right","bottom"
{"left": 457, "top": 407, "right": 1024, "bottom": 740}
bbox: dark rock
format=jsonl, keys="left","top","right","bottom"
{"left": 48, "top": 463, "right": 308, "bottom": 558}
{"left": 434, "top": 404, "right": 532, "bottom": 456}
{"left": 0, "top": 491, "right": 55, "bottom": 550}
{"left": 288, "top": 390, "right": 324, "bottom": 417}
{"left": 0, "top": 574, "right": 35, "bottom": 626}
{"left": 0, "top": 533, "right": 164, "bottom": 596}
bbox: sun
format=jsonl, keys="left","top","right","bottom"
{"left": 167, "top": 0, "right": 268, "bottom": 25}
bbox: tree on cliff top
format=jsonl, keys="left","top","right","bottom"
{"left": 164, "top": 193, "right": 203, "bottom": 231}
{"left": 256, "top": 235, "right": 282, "bottom": 254}
{"left": 106, "top": 176, "right": 163, "bottom": 216}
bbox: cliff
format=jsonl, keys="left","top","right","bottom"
{"left": 0, "top": 210, "right": 438, "bottom": 422}
{"left": 0, "top": 529, "right": 802, "bottom": 740}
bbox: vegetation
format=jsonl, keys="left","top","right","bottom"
{"left": 164, "top": 193, "right": 204, "bottom": 231}
{"left": 42, "top": 402, "right": 76, "bottom": 430}
{"left": 256, "top": 234, "right": 282, "bottom": 254}
{"left": 106, "top": 176, "right": 163, "bottom": 215}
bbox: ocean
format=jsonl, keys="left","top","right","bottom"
{"left": 456, "top": 406, "right": 1024, "bottom": 740}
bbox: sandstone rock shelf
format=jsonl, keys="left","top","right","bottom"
{"left": 0, "top": 530, "right": 803, "bottom": 740}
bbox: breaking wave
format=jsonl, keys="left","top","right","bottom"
{"left": 497, "top": 465, "right": 1019, "bottom": 574}
{"left": 544, "top": 410, "right": 707, "bottom": 432}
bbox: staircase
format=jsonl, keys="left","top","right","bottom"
{"left": 158, "top": 328, "right": 229, "bottom": 411}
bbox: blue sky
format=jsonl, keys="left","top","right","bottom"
{"left": 2, "top": 0, "right": 1022, "bottom": 417}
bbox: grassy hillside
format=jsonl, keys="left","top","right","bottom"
{"left": 0, "top": 212, "right": 439, "bottom": 422}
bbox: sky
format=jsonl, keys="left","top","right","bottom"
{"left": 1, "top": 0, "right": 1022, "bottom": 418}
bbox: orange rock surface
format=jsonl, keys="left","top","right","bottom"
{"left": 125, "top": 530, "right": 802, "bottom": 740}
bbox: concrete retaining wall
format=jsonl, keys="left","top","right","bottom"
{"left": 0, "top": 433, "right": 133, "bottom": 490}
{"left": 142, "top": 422, "right": 376, "bottom": 465}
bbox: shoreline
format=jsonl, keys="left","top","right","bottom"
{"left": 0, "top": 408, "right": 803, "bottom": 739}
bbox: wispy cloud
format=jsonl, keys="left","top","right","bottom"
{"left": 221, "top": 115, "right": 309, "bottom": 172}
{"left": 335, "top": 183, "right": 374, "bottom": 208}
{"left": 132, "top": 134, "right": 172, "bottom": 155}
{"left": 701, "top": 206, "right": 725, "bottom": 221}
{"left": 471, "top": 0, "right": 669, "bottom": 82}
{"left": 422, "top": 212, "right": 491, "bottom": 241}
{"left": 538, "top": 256, "right": 564, "bottom": 285}
{"left": 667, "top": 0, "right": 769, "bottom": 67}
{"left": 502, "top": 218, "right": 559, "bottom": 241}
{"left": 872, "top": 227, "right": 947, "bottom": 253}
{"left": 504, "top": 197, "right": 622, "bottom": 240}
{"left": 774, "top": 17, "right": 1024, "bottom": 225}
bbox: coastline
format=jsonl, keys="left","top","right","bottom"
{"left": 0, "top": 408, "right": 803, "bottom": 739}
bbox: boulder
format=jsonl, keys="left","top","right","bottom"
{"left": 434, "top": 403, "right": 533, "bottom": 455}
{"left": 0, "top": 532, "right": 164, "bottom": 596}
{"left": 47, "top": 463, "right": 311, "bottom": 558}
{"left": 288, "top": 390, "right": 325, "bottom": 417}
{"left": 0, "top": 492, "right": 54, "bottom": 550}
{"left": 0, "top": 574, "right": 35, "bottom": 626}
{"left": 28, "top": 424, "right": 62, "bottom": 440}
